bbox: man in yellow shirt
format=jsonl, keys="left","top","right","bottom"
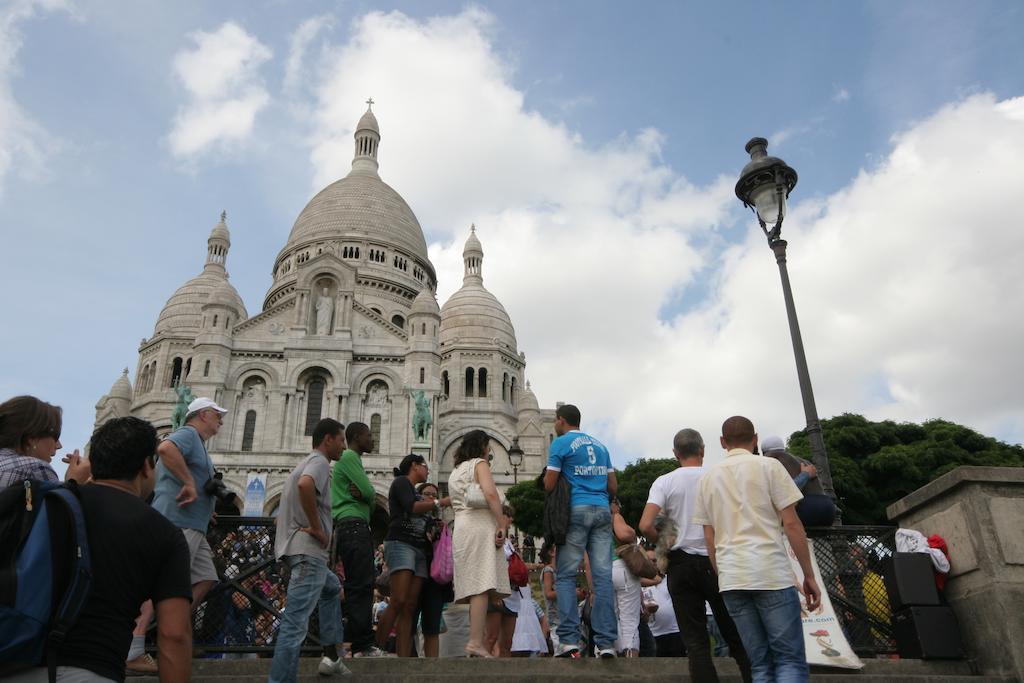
{"left": 693, "top": 416, "right": 821, "bottom": 683}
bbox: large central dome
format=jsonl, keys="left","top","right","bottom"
{"left": 282, "top": 105, "right": 429, "bottom": 263}
{"left": 285, "top": 173, "right": 428, "bottom": 262}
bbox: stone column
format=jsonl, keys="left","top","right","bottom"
{"left": 887, "top": 466, "right": 1024, "bottom": 680}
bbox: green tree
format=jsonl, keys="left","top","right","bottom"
{"left": 614, "top": 458, "right": 678, "bottom": 528}
{"left": 505, "top": 475, "right": 546, "bottom": 538}
{"left": 788, "top": 414, "right": 1024, "bottom": 524}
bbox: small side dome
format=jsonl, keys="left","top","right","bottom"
{"left": 410, "top": 288, "right": 440, "bottom": 317}
{"left": 155, "top": 273, "right": 247, "bottom": 334}
{"left": 205, "top": 279, "right": 244, "bottom": 312}
{"left": 108, "top": 368, "right": 133, "bottom": 401}
{"left": 517, "top": 380, "right": 539, "bottom": 414}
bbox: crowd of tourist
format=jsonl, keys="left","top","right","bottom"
{"left": 1, "top": 393, "right": 830, "bottom": 683}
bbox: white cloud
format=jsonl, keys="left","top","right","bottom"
{"left": 832, "top": 86, "right": 851, "bottom": 103}
{"left": 167, "top": 21, "right": 272, "bottom": 159}
{"left": 288, "top": 10, "right": 1024, "bottom": 463}
{"left": 0, "top": 0, "right": 69, "bottom": 193}
{"left": 284, "top": 14, "right": 333, "bottom": 93}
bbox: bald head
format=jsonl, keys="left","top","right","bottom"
{"left": 721, "top": 415, "right": 756, "bottom": 449}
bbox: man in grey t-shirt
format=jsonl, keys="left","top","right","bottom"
{"left": 269, "top": 418, "right": 351, "bottom": 681}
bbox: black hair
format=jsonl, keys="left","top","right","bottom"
{"left": 539, "top": 541, "right": 554, "bottom": 564}
{"left": 0, "top": 395, "right": 62, "bottom": 452}
{"left": 555, "top": 403, "right": 581, "bottom": 427}
{"left": 89, "top": 416, "right": 158, "bottom": 481}
{"left": 345, "top": 421, "right": 369, "bottom": 444}
{"left": 453, "top": 429, "right": 490, "bottom": 468}
{"left": 312, "top": 418, "right": 344, "bottom": 448}
{"left": 394, "top": 453, "right": 426, "bottom": 477}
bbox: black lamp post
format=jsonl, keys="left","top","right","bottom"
{"left": 735, "top": 138, "right": 838, "bottom": 512}
{"left": 508, "top": 437, "right": 524, "bottom": 485}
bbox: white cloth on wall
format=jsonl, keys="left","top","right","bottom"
{"left": 895, "top": 528, "right": 950, "bottom": 574}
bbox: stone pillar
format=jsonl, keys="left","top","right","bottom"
{"left": 887, "top": 466, "right": 1024, "bottom": 680}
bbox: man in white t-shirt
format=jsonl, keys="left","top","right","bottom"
{"left": 693, "top": 416, "right": 821, "bottom": 683}
{"left": 640, "top": 428, "right": 751, "bottom": 683}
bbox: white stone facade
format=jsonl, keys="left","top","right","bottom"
{"left": 94, "top": 106, "right": 555, "bottom": 513}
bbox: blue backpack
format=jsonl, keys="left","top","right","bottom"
{"left": 0, "top": 479, "right": 92, "bottom": 679}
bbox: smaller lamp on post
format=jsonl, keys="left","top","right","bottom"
{"left": 735, "top": 137, "right": 838, "bottom": 519}
{"left": 508, "top": 437, "right": 524, "bottom": 485}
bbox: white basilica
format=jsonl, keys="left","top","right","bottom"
{"left": 93, "top": 104, "right": 555, "bottom": 515}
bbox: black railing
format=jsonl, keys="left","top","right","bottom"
{"left": 806, "top": 525, "right": 897, "bottom": 656}
{"left": 169, "top": 518, "right": 898, "bottom": 656}
{"left": 191, "top": 517, "right": 317, "bottom": 654}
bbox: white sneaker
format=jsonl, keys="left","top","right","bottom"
{"left": 594, "top": 646, "right": 617, "bottom": 658}
{"left": 352, "top": 645, "right": 392, "bottom": 658}
{"left": 318, "top": 656, "right": 352, "bottom": 676}
{"left": 554, "top": 642, "right": 581, "bottom": 658}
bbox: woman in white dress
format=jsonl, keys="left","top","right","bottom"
{"left": 448, "top": 429, "right": 510, "bottom": 657}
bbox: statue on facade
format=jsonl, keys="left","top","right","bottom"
{"left": 412, "top": 390, "right": 432, "bottom": 441}
{"left": 171, "top": 382, "right": 195, "bottom": 430}
{"left": 315, "top": 287, "right": 333, "bottom": 335}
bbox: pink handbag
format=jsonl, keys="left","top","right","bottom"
{"left": 430, "top": 522, "right": 454, "bottom": 584}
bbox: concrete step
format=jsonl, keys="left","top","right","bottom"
{"left": 128, "top": 656, "right": 1015, "bottom": 682}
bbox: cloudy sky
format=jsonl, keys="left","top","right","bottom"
{"left": 2, "top": 0, "right": 1022, "bottom": 472}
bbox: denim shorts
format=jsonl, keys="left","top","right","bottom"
{"left": 384, "top": 540, "right": 428, "bottom": 579}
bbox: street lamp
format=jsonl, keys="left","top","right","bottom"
{"left": 735, "top": 137, "right": 838, "bottom": 514}
{"left": 508, "top": 437, "right": 524, "bottom": 485}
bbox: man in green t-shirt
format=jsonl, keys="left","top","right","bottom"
{"left": 331, "top": 421, "right": 385, "bottom": 657}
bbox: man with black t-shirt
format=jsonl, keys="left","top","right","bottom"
{"left": 8, "top": 416, "right": 192, "bottom": 683}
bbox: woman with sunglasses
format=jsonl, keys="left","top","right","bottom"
{"left": 412, "top": 481, "right": 453, "bottom": 657}
{"left": 0, "top": 395, "right": 91, "bottom": 488}
{"left": 376, "top": 453, "right": 448, "bottom": 656}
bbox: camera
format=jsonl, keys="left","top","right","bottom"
{"left": 204, "top": 471, "right": 237, "bottom": 505}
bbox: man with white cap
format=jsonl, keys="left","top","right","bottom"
{"left": 760, "top": 435, "right": 836, "bottom": 527}
{"left": 152, "top": 396, "right": 228, "bottom": 609}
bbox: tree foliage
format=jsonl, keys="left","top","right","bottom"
{"left": 787, "top": 414, "right": 1024, "bottom": 524}
{"left": 614, "top": 458, "right": 678, "bottom": 528}
{"left": 505, "top": 475, "right": 546, "bottom": 538}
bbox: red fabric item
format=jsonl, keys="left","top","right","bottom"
{"left": 508, "top": 551, "right": 529, "bottom": 587}
{"left": 928, "top": 534, "right": 950, "bottom": 590}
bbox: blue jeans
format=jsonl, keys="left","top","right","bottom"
{"left": 555, "top": 505, "right": 616, "bottom": 650}
{"left": 268, "top": 555, "right": 343, "bottom": 683}
{"left": 722, "top": 587, "right": 808, "bottom": 683}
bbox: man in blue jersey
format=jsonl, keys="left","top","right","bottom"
{"left": 543, "top": 404, "right": 618, "bottom": 659}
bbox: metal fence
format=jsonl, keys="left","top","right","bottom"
{"left": 189, "top": 517, "right": 312, "bottom": 654}
{"left": 170, "top": 518, "right": 898, "bottom": 656}
{"left": 806, "top": 525, "right": 898, "bottom": 656}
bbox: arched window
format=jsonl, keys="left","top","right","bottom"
{"left": 502, "top": 373, "right": 509, "bottom": 401}
{"left": 203, "top": 360, "right": 210, "bottom": 377}
{"left": 304, "top": 377, "right": 326, "bottom": 436}
{"left": 241, "top": 410, "right": 257, "bottom": 452}
{"left": 465, "top": 368, "right": 475, "bottom": 397}
{"left": 149, "top": 362, "right": 157, "bottom": 392}
{"left": 169, "top": 358, "right": 183, "bottom": 387}
{"left": 421, "top": 323, "right": 426, "bottom": 335}
{"left": 442, "top": 371, "right": 449, "bottom": 397}
{"left": 419, "top": 367, "right": 425, "bottom": 384}
{"left": 139, "top": 365, "right": 149, "bottom": 395}
{"left": 510, "top": 377, "right": 517, "bottom": 406}
{"left": 213, "top": 314, "right": 218, "bottom": 328}
{"left": 370, "top": 414, "right": 381, "bottom": 454}
{"left": 391, "top": 314, "right": 405, "bottom": 329}
{"left": 478, "top": 368, "right": 488, "bottom": 398}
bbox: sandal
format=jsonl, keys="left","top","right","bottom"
{"left": 464, "top": 644, "right": 494, "bottom": 658}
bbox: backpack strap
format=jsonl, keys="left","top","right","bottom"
{"left": 43, "top": 486, "right": 92, "bottom": 683}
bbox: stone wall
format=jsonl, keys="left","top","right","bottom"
{"left": 887, "top": 466, "right": 1024, "bottom": 679}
